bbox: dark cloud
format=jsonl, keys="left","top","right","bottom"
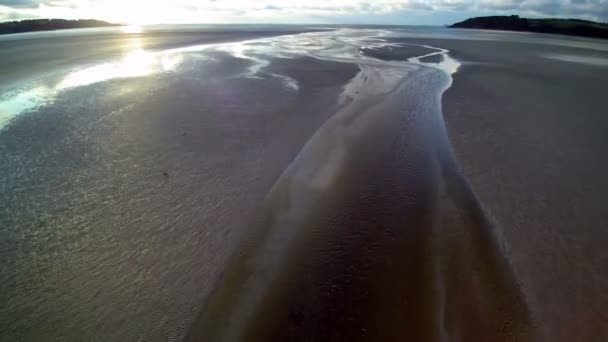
{"left": 44, "top": 0, "right": 78, "bottom": 8}
{"left": 471, "top": 0, "right": 607, "bottom": 21}
{"left": 0, "top": 0, "right": 39, "bottom": 9}
{"left": 482, "top": 0, "right": 526, "bottom": 11}
{"left": 436, "top": 1, "right": 471, "bottom": 11}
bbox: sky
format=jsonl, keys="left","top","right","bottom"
{"left": 0, "top": 0, "right": 606, "bottom": 25}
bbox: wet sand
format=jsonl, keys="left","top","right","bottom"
{"left": 186, "top": 62, "right": 532, "bottom": 341}
{"left": 360, "top": 43, "right": 435, "bottom": 60}
{"left": 2, "top": 27, "right": 607, "bottom": 342}
{"left": 186, "top": 33, "right": 608, "bottom": 341}
{"left": 1, "top": 27, "right": 534, "bottom": 341}
{"left": 399, "top": 35, "right": 608, "bottom": 340}
{"left": 0, "top": 55, "right": 358, "bottom": 341}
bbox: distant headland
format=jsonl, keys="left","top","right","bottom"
{"left": 0, "top": 19, "right": 120, "bottom": 35}
{"left": 450, "top": 15, "right": 608, "bottom": 39}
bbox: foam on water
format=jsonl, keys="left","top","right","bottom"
{"left": 269, "top": 73, "right": 299, "bottom": 91}
{"left": 0, "top": 86, "right": 53, "bottom": 127}
{"left": 544, "top": 53, "right": 608, "bottom": 67}
{"left": 408, "top": 45, "right": 461, "bottom": 76}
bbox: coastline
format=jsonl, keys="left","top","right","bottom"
{"left": 450, "top": 16, "right": 608, "bottom": 40}
{"left": 0, "top": 19, "right": 120, "bottom": 36}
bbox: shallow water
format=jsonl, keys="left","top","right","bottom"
{"left": 3, "top": 25, "right": 590, "bottom": 340}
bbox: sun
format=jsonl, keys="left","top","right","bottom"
{"left": 121, "top": 24, "right": 143, "bottom": 34}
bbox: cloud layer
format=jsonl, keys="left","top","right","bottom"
{"left": 1, "top": 0, "right": 606, "bottom": 24}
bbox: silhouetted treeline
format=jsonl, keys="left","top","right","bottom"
{"left": 0, "top": 19, "right": 119, "bottom": 35}
{"left": 450, "top": 15, "right": 608, "bottom": 39}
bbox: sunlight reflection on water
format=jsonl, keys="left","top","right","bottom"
{"left": 56, "top": 47, "right": 182, "bottom": 89}
{"left": 0, "top": 28, "right": 465, "bottom": 131}
{"left": 0, "top": 39, "right": 183, "bottom": 129}
{"left": 0, "top": 86, "right": 52, "bottom": 127}
{"left": 121, "top": 25, "right": 143, "bottom": 34}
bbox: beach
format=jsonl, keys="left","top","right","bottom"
{"left": 428, "top": 35, "right": 608, "bottom": 341}
{"left": 1, "top": 26, "right": 607, "bottom": 341}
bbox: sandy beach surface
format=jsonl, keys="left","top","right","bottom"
{"left": 1, "top": 26, "right": 607, "bottom": 341}
{"left": 417, "top": 35, "right": 608, "bottom": 341}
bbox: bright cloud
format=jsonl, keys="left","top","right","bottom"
{"left": 0, "top": 0, "right": 606, "bottom": 24}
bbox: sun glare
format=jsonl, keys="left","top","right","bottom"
{"left": 55, "top": 39, "right": 184, "bottom": 90}
{"left": 121, "top": 25, "right": 143, "bottom": 34}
